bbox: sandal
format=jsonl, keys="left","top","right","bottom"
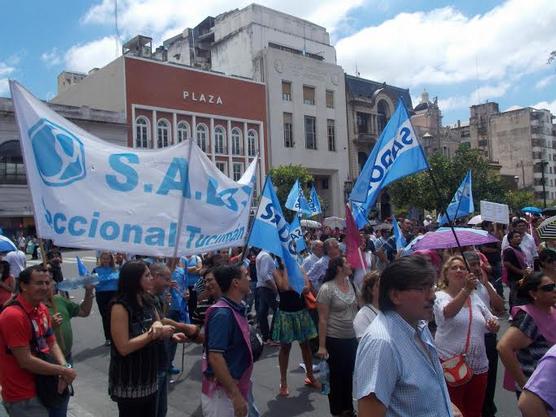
{"left": 304, "top": 377, "right": 321, "bottom": 389}
{"left": 279, "top": 384, "right": 289, "bottom": 397}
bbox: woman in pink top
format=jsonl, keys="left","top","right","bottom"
{"left": 0, "top": 261, "right": 15, "bottom": 307}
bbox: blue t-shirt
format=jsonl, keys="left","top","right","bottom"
{"left": 182, "top": 256, "right": 201, "bottom": 288}
{"left": 205, "top": 297, "right": 250, "bottom": 380}
{"left": 93, "top": 266, "right": 119, "bottom": 292}
{"left": 169, "top": 268, "right": 189, "bottom": 322}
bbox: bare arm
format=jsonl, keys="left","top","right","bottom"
{"left": 503, "top": 261, "right": 525, "bottom": 276}
{"left": 78, "top": 287, "right": 95, "bottom": 317}
{"left": 497, "top": 327, "right": 532, "bottom": 389}
{"left": 518, "top": 390, "right": 550, "bottom": 417}
{"left": 11, "top": 346, "right": 75, "bottom": 382}
{"left": 273, "top": 269, "right": 289, "bottom": 291}
{"left": 317, "top": 302, "right": 330, "bottom": 357}
{"left": 358, "top": 393, "right": 387, "bottom": 417}
{"left": 208, "top": 352, "right": 247, "bottom": 417}
{"left": 442, "top": 288, "right": 471, "bottom": 319}
{"left": 484, "top": 281, "right": 505, "bottom": 315}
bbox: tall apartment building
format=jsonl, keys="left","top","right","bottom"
{"left": 465, "top": 103, "right": 556, "bottom": 202}
{"left": 164, "top": 4, "right": 349, "bottom": 216}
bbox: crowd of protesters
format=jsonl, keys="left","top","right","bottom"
{"left": 0, "top": 210, "right": 555, "bottom": 417}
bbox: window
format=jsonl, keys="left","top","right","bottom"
{"left": 196, "top": 124, "right": 208, "bottom": 152}
{"left": 304, "top": 116, "right": 317, "bottom": 150}
{"left": 177, "top": 121, "right": 190, "bottom": 143}
{"left": 327, "top": 119, "right": 336, "bottom": 151}
{"left": 216, "top": 161, "right": 227, "bottom": 175}
{"left": 214, "top": 126, "right": 226, "bottom": 154}
{"left": 135, "top": 116, "right": 150, "bottom": 148}
{"left": 282, "top": 81, "right": 292, "bottom": 101}
{"left": 231, "top": 128, "right": 242, "bottom": 155}
{"left": 356, "top": 112, "right": 370, "bottom": 134}
{"left": 232, "top": 162, "right": 243, "bottom": 181}
{"left": 377, "top": 100, "right": 391, "bottom": 134}
{"left": 303, "top": 86, "right": 315, "bottom": 105}
{"left": 326, "top": 90, "right": 334, "bottom": 109}
{"left": 157, "top": 119, "right": 170, "bottom": 148}
{"left": 0, "top": 140, "right": 26, "bottom": 184}
{"left": 283, "top": 113, "right": 293, "bottom": 148}
{"left": 247, "top": 130, "right": 258, "bottom": 156}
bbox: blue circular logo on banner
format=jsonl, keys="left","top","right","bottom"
{"left": 28, "top": 119, "right": 86, "bottom": 187}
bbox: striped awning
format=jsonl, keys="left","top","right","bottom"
{"left": 537, "top": 215, "right": 556, "bottom": 240}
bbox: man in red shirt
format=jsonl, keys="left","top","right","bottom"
{"left": 0, "top": 265, "right": 76, "bottom": 417}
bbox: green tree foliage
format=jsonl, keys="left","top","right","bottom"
{"left": 268, "top": 164, "right": 314, "bottom": 221}
{"left": 389, "top": 146, "right": 509, "bottom": 211}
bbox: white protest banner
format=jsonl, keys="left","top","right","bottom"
{"left": 10, "top": 81, "right": 256, "bottom": 256}
{"left": 480, "top": 200, "right": 510, "bottom": 225}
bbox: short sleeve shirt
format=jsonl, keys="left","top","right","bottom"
{"left": 48, "top": 295, "right": 81, "bottom": 357}
{"left": 512, "top": 310, "right": 552, "bottom": 380}
{"left": 0, "top": 296, "right": 55, "bottom": 402}
{"left": 255, "top": 251, "right": 276, "bottom": 290}
{"left": 317, "top": 280, "right": 358, "bottom": 339}
{"left": 523, "top": 344, "right": 556, "bottom": 416}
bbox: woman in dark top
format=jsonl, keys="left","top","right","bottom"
{"left": 503, "top": 231, "right": 532, "bottom": 310}
{"left": 109, "top": 261, "right": 179, "bottom": 417}
{"left": 271, "top": 265, "right": 318, "bottom": 397}
{"left": 497, "top": 271, "right": 556, "bottom": 396}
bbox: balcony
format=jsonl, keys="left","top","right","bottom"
{"left": 354, "top": 132, "right": 376, "bottom": 145}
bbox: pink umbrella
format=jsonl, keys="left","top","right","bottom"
{"left": 413, "top": 227, "right": 498, "bottom": 250}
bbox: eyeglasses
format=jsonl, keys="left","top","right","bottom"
{"left": 539, "top": 283, "right": 556, "bottom": 292}
{"left": 405, "top": 284, "right": 437, "bottom": 293}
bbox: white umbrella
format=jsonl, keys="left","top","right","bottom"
{"left": 467, "top": 215, "right": 483, "bottom": 225}
{"left": 323, "top": 216, "right": 346, "bottom": 229}
{"left": 300, "top": 219, "right": 321, "bottom": 229}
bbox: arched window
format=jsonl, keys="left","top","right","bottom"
{"left": 231, "top": 128, "right": 242, "bottom": 155}
{"left": 377, "top": 100, "right": 391, "bottom": 135}
{"left": 247, "top": 129, "right": 258, "bottom": 157}
{"left": 196, "top": 124, "right": 208, "bottom": 152}
{"left": 135, "top": 116, "right": 150, "bottom": 148}
{"left": 214, "top": 125, "right": 226, "bottom": 154}
{"left": 177, "top": 121, "right": 190, "bottom": 143}
{"left": 157, "top": 119, "right": 170, "bottom": 148}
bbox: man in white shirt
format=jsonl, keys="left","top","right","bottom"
{"left": 302, "top": 240, "right": 323, "bottom": 273}
{"left": 501, "top": 218, "right": 538, "bottom": 266}
{"left": 255, "top": 249, "right": 278, "bottom": 343}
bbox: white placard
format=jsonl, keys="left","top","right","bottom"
{"left": 480, "top": 200, "right": 510, "bottom": 224}
{"left": 11, "top": 81, "right": 256, "bottom": 256}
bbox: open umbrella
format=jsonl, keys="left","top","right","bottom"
{"left": 537, "top": 216, "right": 556, "bottom": 240}
{"left": 522, "top": 206, "right": 542, "bottom": 215}
{"left": 0, "top": 235, "right": 17, "bottom": 253}
{"left": 323, "top": 216, "right": 346, "bottom": 229}
{"left": 467, "top": 215, "right": 483, "bottom": 225}
{"left": 543, "top": 207, "right": 556, "bottom": 216}
{"left": 412, "top": 227, "right": 499, "bottom": 250}
{"left": 300, "top": 219, "right": 321, "bottom": 229}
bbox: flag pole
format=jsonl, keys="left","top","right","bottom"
{"left": 239, "top": 171, "right": 267, "bottom": 264}
{"left": 427, "top": 169, "right": 471, "bottom": 271}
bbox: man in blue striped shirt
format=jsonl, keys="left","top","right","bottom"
{"left": 353, "top": 256, "right": 460, "bottom": 417}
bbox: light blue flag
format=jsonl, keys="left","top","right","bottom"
{"left": 76, "top": 256, "right": 89, "bottom": 276}
{"left": 285, "top": 179, "right": 312, "bottom": 215}
{"left": 308, "top": 184, "right": 322, "bottom": 216}
{"left": 349, "top": 100, "right": 429, "bottom": 225}
{"left": 289, "top": 215, "right": 307, "bottom": 254}
{"left": 391, "top": 215, "right": 406, "bottom": 251}
{"left": 438, "top": 170, "right": 474, "bottom": 226}
{"left": 248, "top": 177, "right": 305, "bottom": 293}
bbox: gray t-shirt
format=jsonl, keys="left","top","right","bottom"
{"left": 317, "top": 279, "right": 358, "bottom": 339}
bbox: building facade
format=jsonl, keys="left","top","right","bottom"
{"left": 0, "top": 98, "right": 127, "bottom": 235}
{"left": 448, "top": 102, "right": 556, "bottom": 202}
{"left": 163, "top": 4, "right": 349, "bottom": 216}
{"left": 52, "top": 53, "right": 268, "bottom": 192}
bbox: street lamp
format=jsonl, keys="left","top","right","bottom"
{"left": 538, "top": 161, "right": 549, "bottom": 208}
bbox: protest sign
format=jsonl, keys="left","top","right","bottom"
{"left": 480, "top": 200, "right": 510, "bottom": 224}
{"left": 10, "top": 81, "right": 256, "bottom": 256}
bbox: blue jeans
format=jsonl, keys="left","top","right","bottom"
{"left": 4, "top": 397, "right": 48, "bottom": 417}
{"left": 255, "top": 287, "right": 277, "bottom": 341}
{"left": 48, "top": 354, "right": 73, "bottom": 417}
{"left": 156, "top": 371, "right": 168, "bottom": 417}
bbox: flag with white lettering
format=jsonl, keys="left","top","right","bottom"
{"left": 349, "top": 100, "right": 429, "bottom": 228}
{"left": 438, "top": 170, "right": 474, "bottom": 225}
{"left": 248, "top": 177, "right": 305, "bottom": 293}
{"left": 10, "top": 80, "right": 256, "bottom": 257}
{"left": 289, "top": 215, "right": 307, "bottom": 254}
{"left": 308, "top": 184, "right": 322, "bottom": 216}
{"left": 285, "top": 179, "right": 312, "bottom": 215}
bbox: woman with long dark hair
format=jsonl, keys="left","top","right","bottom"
{"left": 109, "top": 261, "right": 180, "bottom": 417}
{"left": 316, "top": 256, "right": 359, "bottom": 417}
{"left": 497, "top": 271, "right": 556, "bottom": 396}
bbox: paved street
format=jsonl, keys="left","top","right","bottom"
{"left": 31, "top": 250, "right": 521, "bottom": 417}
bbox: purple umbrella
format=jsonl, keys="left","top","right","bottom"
{"left": 413, "top": 227, "right": 499, "bottom": 250}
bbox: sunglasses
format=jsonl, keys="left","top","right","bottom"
{"left": 539, "top": 283, "right": 556, "bottom": 292}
